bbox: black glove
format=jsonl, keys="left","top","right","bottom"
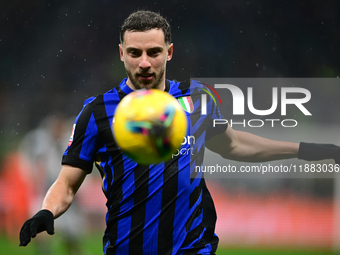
{"left": 298, "top": 142, "right": 340, "bottom": 164}
{"left": 19, "top": 209, "right": 55, "bottom": 246}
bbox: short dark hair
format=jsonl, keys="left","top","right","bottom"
{"left": 120, "top": 10, "right": 171, "bottom": 45}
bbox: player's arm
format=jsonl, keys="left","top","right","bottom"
{"left": 41, "top": 165, "right": 87, "bottom": 218}
{"left": 206, "top": 125, "right": 340, "bottom": 163}
{"left": 206, "top": 125, "right": 298, "bottom": 162}
{"left": 19, "top": 165, "right": 87, "bottom": 246}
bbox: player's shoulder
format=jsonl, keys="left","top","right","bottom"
{"left": 83, "top": 87, "right": 120, "bottom": 106}
{"left": 80, "top": 87, "right": 121, "bottom": 116}
{"left": 168, "top": 79, "right": 205, "bottom": 98}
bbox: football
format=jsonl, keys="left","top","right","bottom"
{"left": 113, "top": 89, "right": 188, "bottom": 165}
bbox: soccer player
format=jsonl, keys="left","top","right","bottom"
{"left": 19, "top": 10, "right": 340, "bottom": 255}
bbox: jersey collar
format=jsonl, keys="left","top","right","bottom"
{"left": 119, "top": 78, "right": 134, "bottom": 95}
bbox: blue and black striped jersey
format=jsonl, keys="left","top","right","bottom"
{"left": 62, "top": 78, "right": 227, "bottom": 255}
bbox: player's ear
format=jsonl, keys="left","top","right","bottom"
{"left": 167, "top": 43, "right": 173, "bottom": 61}
{"left": 119, "top": 44, "right": 124, "bottom": 62}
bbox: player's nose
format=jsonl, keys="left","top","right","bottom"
{"left": 139, "top": 53, "right": 151, "bottom": 69}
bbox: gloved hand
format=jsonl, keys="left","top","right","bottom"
{"left": 19, "top": 209, "right": 55, "bottom": 246}
{"left": 298, "top": 142, "right": 340, "bottom": 164}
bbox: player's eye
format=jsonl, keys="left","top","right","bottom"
{"left": 148, "top": 49, "right": 162, "bottom": 57}
{"left": 128, "top": 50, "right": 141, "bottom": 57}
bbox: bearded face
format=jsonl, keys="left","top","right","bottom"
{"left": 119, "top": 29, "right": 173, "bottom": 91}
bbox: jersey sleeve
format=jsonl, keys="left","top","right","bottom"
{"left": 205, "top": 95, "right": 228, "bottom": 140}
{"left": 62, "top": 97, "right": 99, "bottom": 173}
{"left": 189, "top": 80, "right": 228, "bottom": 141}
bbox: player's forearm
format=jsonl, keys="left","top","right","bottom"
{"left": 41, "top": 180, "right": 75, "bottom": 219}
{"left": 227, "top": 130, "right": 299, "bottom": 162}
{"left": 40, "top": 165, "right": 87, "bottom": 218}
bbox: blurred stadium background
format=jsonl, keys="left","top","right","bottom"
{"left": 1, "top": 0, "right": 340, "bottom": 254}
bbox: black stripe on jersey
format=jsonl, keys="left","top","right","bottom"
{"left": 92, "top": 95, "right": 117, "bottom": 153}
{"left": 189, "top": 180, "right": 202, "bottom": 209}
{"left": 189, "top": 87, "right": 204, "bottom": 128}
{"left": 198, "top": 179, "right": 218, "bottom": 251}
{"left": 190, "top": 143, "right": 206, "bottom": 180}
{"left": 105, "top": 158, "right": 125, "bottom": 255}
{"left": 91, "top": 94, "right": 124, "bottom": 255}
{"left": 116, "top": 86, "right": 128, "bottom": 100}
{"left": 158, "top": 158, "right": 179, "bottom": 255}
{"left": 183, "top": 180, "right": 204, "bottom": 247}
{"left": 182, "top": 180, "right": 218, "bottom": 253}
{"left": 129, "top": 165, "right": 149, "bottom": 254}
{"left": 62, "top": 102, "right": 95, "bottom": 172}
{"left": 177, "top": 80, "right": 191, "bottom": 94}
{"left": 182, "top": 226, "right": 204, "bottom": 254}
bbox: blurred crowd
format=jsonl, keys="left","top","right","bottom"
{"left": 0, "top": 114, "right": 106, "bottom": 254}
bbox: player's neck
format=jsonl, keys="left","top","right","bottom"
{"left": 125, "top": 78, "right": 166, "bottom": 91}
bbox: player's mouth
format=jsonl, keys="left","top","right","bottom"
{"left": 138, "top": 73, "right": 154, "bottom": 81}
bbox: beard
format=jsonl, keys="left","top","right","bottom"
{"left": 126, "top": 67, "right": 165, "bottom": 90}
